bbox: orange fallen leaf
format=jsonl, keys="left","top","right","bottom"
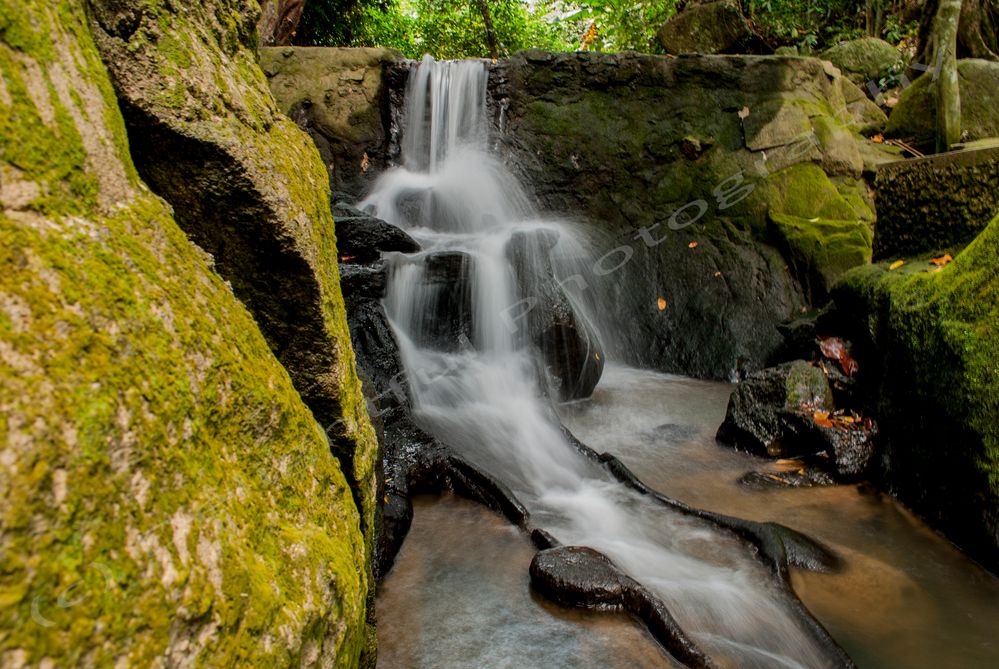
{"left": 688, "top": 241, "right": 699, "bottom": 249}
{"left": 657, "top": 297, "right": 668, "bottom": 311}
{"left": 713, "top": 271, "right": 722, "bottom": 278}
{"left": 889, "top": 259, "right": 905, "bottom": 270}
{"left": 871, "top": 134, "right": 884, "bottom": 144}
{"left": 813, "top": 410, "right": 834, "bottom": 428}
{"left": 929, "top": 253, "right": 953, "bottom": 266}
{"left": 818, "top": 335, "right": 860, "bottom": 377}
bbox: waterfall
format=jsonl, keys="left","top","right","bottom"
{"left": 359, "top": 56, "right": 832, "bottom": 669}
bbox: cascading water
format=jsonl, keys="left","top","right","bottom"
{"left": 361, "top": 56, "right": 836, "bottom": 668}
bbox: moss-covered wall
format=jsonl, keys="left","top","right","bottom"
{"left": 835, "top": 216, "right": 999, "bottom": 570}
{"left": 1, "top": 1, "right": 368, "bottom": 666}
{"left": 84, "top": 0, "right": 380, "bottom": 572}
{"left": 874, "top": 145, "right": 999, "bottom": 259}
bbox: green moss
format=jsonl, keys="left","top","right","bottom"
{"left": 1, "top": 1, "right": 368, "bottom": 666}
{"left": 763, "top": 163, "right": 859, "bottom": 221}
{"left": 822, "top": 38, "right": 901, "bottom": 84}
{"left": 771, "top": 212, "right": 872, "bottom": 299}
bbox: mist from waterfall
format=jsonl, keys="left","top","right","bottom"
{"left": 359, "top": 55, "right": 833, "bottom": 669}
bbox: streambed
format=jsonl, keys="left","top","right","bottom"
{"left": 377, "top": 366, "right": 999, "bottom": 668}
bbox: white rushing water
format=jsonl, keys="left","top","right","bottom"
{"left": 360, "top": 56, "right": 833, "bottom": 668}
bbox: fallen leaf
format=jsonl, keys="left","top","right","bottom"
{"left": 360, "top": 152, "right": 370, "bottom": 173}
{"left": 929, "top": 253, "right": 953, "bottom": 266}
{"left": 889, "top": 259, "right": 905, "bottom": 270}
{"left": 818, "top": 335, "right": 859, "bottom": 377}
{"left": 738, "top": 106, "right": 750, "bottom": 119}
{"left": 871, "top": 134, "right": 884, "bottom": 143}
{"left": 657, "top": 297, "right": 668, "bottom": 311}
{"left": 776, "top": 458, "right": 804, "bottom": 466}
{"left": 808, "top": 217, "right": 820, "bottom": 223}
{"left": 713, "top": 271, "right": 722, "bottom": 278}
{"left": 688, "top": 241, "right": 698, "bottom": 249}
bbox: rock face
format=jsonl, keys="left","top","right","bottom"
{"left": 0, "top": 1, "right": 368, "bottom": 665}
{"left": 873, "top": 144, "right": 999, "bottom": 259}
{"left": 85, "top": 0, "right": 380, "bottom": 567}
{"left": 716, "top": 361, "right": 833, "bottom": 457}
{"left": 822, "top": 38, "right": 901, "bottom": 86}
{"left": 886, "top": 59, "right": 999, "bottom": 147}
{"left": 834, "top": 213, "right": 999, "bottom": 570}
{"left": 493, "top": 51, "right": 891, "bottom": 379}
{"left": 333, "top": 197, "right": 421, "bottom": 263}
{"left": 262, "top": 47, "right": 402, "bottom": 195}
{"left": 657, "top": 0, "right": 769, "bottom": 55}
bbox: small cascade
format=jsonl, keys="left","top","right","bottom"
{"left": 360, "top": 56, "right": 836, "bottom": 668}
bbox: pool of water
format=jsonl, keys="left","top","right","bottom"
{"left": 376, "top": 365, "right": 999, "bottom": 668}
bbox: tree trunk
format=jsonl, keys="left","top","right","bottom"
{"left": 258, "top": 0, "right": 307, "bottom": 47}
{"left": 915, "top": 0, "right": 999, "bottom": 71}
{"left": 934, "top": 0, "right": 963, "bottom": 151}
{"left": 866, "top": 0, "right": 887, "bottom": 37}
{"left": 475, "top": 0, "right": 500, "bottom": 60}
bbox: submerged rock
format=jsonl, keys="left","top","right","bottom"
{"left": 1, "top": 2, "right": 369, "bottom": 664}
{"left": 716, "top": 360, "right": 833, "bottom": 457}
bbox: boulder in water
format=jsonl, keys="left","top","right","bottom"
{"left": 717, "top": 360, "right": 833, "bottom": 457}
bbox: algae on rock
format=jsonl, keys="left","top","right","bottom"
{"left": 1, "top": 1, "right": 368, "bottom": 665}
{"left": 85, "top": 0, "right": 380, "bottom": 557}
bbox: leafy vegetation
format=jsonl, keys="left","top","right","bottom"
{"left": 295, "top": 0, "right": 922, "bottom": 58}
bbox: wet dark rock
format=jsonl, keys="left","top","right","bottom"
{"left": 813, "top": 420, "right": 879, "bottom": 479}
{"left": 506, "top": 229, "right": 604, "bottom": 400}
{"left": 530, "top": 546, "right": 629, "bottom": 608}
{"left": 338, "top": 261, "right": 387, "bottom": 299}
{"left": 530, "top": 546, "right": 716, "bottom": 668}
{"left": 740, "top": 468, "right": 837, "bottom": 489}
{"left": 716, "top": 361, "right": 833, "bottom": 457}
{"left": 332, "top": 198, "right": 420, "bottom": 263}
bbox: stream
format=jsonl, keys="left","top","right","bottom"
{"left": 361, "top": 56, "right": 999, "bottom": 668}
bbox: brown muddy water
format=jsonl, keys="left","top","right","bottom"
{"left": 376, "top": 365, "right": 999, "bottom": 668}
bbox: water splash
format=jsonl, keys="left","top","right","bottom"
{"left": 360, "top": 55, "right": 833, "bottom": 668}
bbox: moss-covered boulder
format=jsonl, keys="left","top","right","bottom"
{"left": 1, "top": 1, "right": 367, "bottom": 665}
{"left": 656, "top": 0, "right": 768, "bottom": 55}
{"left": 262, "top": 47, "right": 402, "bottom": 195}
{"left": 85, "top": 0, "right": 379, "bottom": 559}
{"left": 886, "top": 59, "right": 999, "bottom": 146}
{"left": 770, "top": 213, "right": 873, "bottom": 302}
{"left": 822, "top": 38, "right": 901, "bottom": 86}
{"left": 833, "top": 214, "right": 999, "bottom": 570}
{"left": 493, "top": 52, "right": 881, "bottom": 379}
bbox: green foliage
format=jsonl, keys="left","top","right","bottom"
{"left": 297, "top": 0, "right": 920, "bottom": 57}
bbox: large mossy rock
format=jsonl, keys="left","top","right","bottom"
{"left": 0, "top": 1, "right": 367, "bottom": 665}
{"left": 886, "top": 59, "right": 999, "bottom": 146}
{"left": 834, "top": 214, "right": 999, "bottom": 570}
{"left": 85, "top": 1, "right": 380, "bottom": 556}
{"left": 262, "top": 47, "right": 402, "bottom": 194}
{"left": 656, "top": 0, "right": 768, "bottom": 55}
{"left": 822, "top": 38, "right": 901, "bottom": 86}
{"left": 494, "top": 52, "right": 887, "bottom": 379}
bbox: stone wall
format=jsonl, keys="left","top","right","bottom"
{"left": 874, "top": 144, "right": 999, "bottom": 259}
